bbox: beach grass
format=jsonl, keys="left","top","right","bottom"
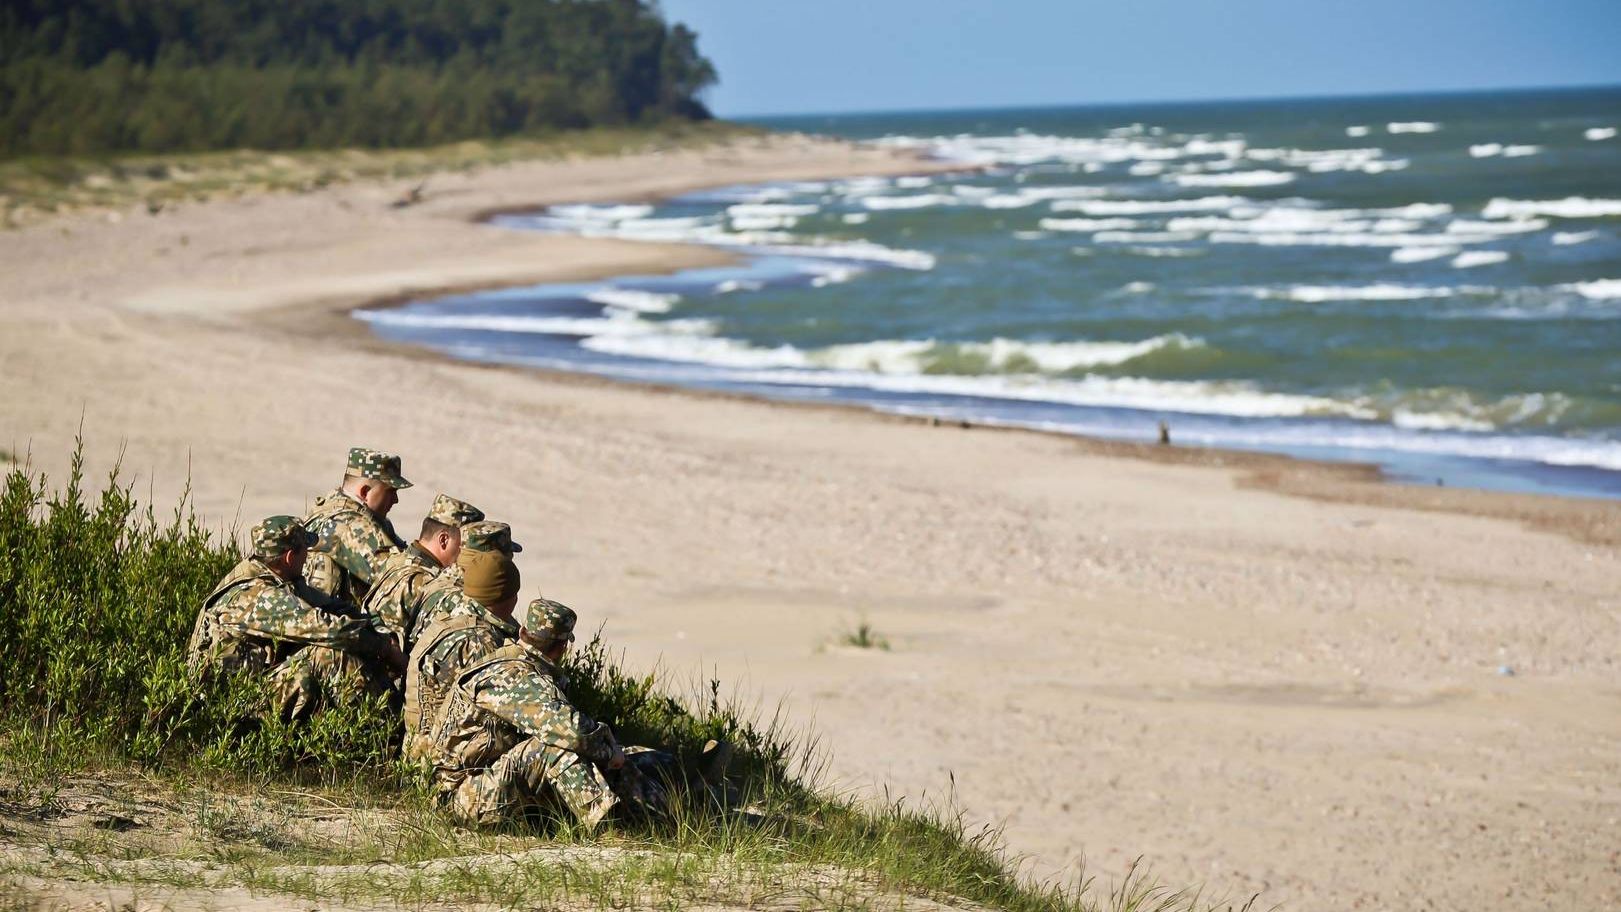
{"left": 0, "top": 121, "right": 761, "bottom": 229}
{"left": 0, "top": 441, "right": 1244, "bottom": 911}
{"left": 840, "top": 619, "right": 893, "bottom": 651}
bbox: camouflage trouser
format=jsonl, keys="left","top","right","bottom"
{"left": 269, "top": 645, "right": 398, "bottom": 723}
{"left": 443, "top": 736, "right": 619, "bottom": 832}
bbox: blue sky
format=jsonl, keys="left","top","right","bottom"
{"left": 658, "top": 0, "right": 1621, "bottom": 117}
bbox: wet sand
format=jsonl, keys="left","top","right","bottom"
{"left": 2, "top": 132, "right": 1617, "bottom": 911}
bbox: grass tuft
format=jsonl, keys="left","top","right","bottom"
{"left": 839, "top": 619, "right": 892, "bottom": 651}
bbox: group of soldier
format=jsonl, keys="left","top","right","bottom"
{"left": 186, "top": 447, "right": 724, "bottom": 831}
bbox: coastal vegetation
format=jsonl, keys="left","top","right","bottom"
{"left": 1, "top": 0, "right": 718, "bottom": 158}
{"left": 0, "top": 443, "right": 1235, "bottom": 910}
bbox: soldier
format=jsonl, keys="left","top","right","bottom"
{"left": 188, "top": 515, "right": 406, "bottom": 721}
{"left": 302, "top": 447, "right": 412, "bottom": 605}
{"left": 424, "top": 599, "right": 641, "bottom": 831}
{"left": 410, "top": 520, "right": 523, "bottom": 643}
{"left": 402, "top": 544, "right": 523, "bottom": 759}
{"left": 361, "top": 493, "right": 484, "bottom": 653}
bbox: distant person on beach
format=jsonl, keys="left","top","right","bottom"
{"left": 186, "top": 515, "right": 405, "bottom": 721}
{"left": 402, "top": 534, "right": 525, "bottom": 758}
{"left": 423, "top": 599, "right": 702, "bottom": 830}
{"left": 360, "top": 493, "right": 484, "bottom": 654}
{"left": 301, "top": 447, "right": 412, "bottom": 605}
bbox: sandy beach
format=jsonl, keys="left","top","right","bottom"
{"left": 2, "top": 132, "right": 1617, "bottom": 911}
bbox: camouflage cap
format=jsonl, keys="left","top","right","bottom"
{"left": 524, "top": 598, "right": 577, "bottom": 643}
{"left": 345, "top": 447, "right": 412, "bottom": 489}
{"left": 250, "top": 515, "right": 317, "bottom": 558}
{"left": 427, "top": 493, "right": 484, "bottom": 528}
{"left": 462, "top": 520, "right": 522, "bottom": 554}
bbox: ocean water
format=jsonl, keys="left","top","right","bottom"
{"left": 361, "top": 88, "right": 1621, "bottom": 498}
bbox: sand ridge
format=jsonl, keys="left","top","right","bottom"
{"left": 2, "top": 133, "right": 1617, "bottom": 911}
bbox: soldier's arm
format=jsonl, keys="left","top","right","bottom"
{"left": 233, "top": 586, "right": 397, "bottom": 662}
{"left": 473, "top": 672, "right": 617, "bottom": 761}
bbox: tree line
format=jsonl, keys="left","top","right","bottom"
{"left": 0, "top": 0, "right": 718, "bottom": 157}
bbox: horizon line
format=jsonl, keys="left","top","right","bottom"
{"left": 719, "top": 79, "right": 1621, "bottom": 122}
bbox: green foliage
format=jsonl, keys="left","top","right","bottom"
{"left": 0, "top": 0, "right": 718, "bottom": 157}
{"left": 840, "top": 619, "right": 892, "bottom": 650}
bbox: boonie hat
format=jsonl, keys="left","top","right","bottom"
{"left": 524, "top": 598, "right": 577, "bottom": 643}
{"left": 346, "top": 447, "right": 412, "bottom": 489}
{"left": 428, "top": 493, "right": 484, "bottom": 527}
{"left": 251, "top": 515, "right": 317, "bottom": 558}
{"left": 462, "top": 520, "right": 522, "bottom": 554}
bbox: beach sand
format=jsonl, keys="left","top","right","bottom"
{"left": 2, "top": 132, "right": 1617, "bottom": 911}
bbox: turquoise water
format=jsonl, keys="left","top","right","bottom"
{"left": 362, "top": 88, "right": 1621, "bottom": 498}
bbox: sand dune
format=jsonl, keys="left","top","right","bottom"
{"left": 2, "top": 133, "right": 1616, "bottom": 911}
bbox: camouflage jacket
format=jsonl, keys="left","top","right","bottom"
{"left": 408, "top": 566, "right": 469, "bottom": 645}
{"left": 186, "top": 557, "right": 381, "bottom": 677}
{"left": 402, "top": 592, "right": 519, "bottom": 759}
{"left": 301, "top": 489, "right": 406, "bottom": 605}
{"left": 427, "top": 642, "right": 615, "bottom": 789}
{"left": 360, "top": 542, "right": 444, "bottom": 653}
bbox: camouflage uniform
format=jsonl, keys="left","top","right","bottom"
{"left": 410, "top": 520, "right": 523, "bottom": 644}
{"left": 187, "top": 516, "right": 396, "bottom": 721}
{"left": 360, "top": 494, "right": 484, "bottom": 653}
{"left": 425, "top": 600, "right": 628, "bottom": 830}
{"left": 302, "top": 448, "right": 412, "bottom": 606}
{"left": 403, "top": 588, "right": 519, "bottom": 760}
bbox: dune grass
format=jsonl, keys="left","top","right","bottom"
{"left": 0, "top": 120, "right": 760, "bottom": 229}
{"left": 0, "top": 441, "right": 1247, "bottom": 911}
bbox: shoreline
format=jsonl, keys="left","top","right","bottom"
{"left": 4, "top": 133, "right": 1617, "bottom": 909}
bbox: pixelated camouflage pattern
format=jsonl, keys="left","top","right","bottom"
{"left": 301, "top": 488, "right": 407, "bottom": 604}
{"left": 427, "top": 643, "right": 620, "bottom": 829}
{"left": 359, "top": 542, "right": 442, "bottom": 653}
{"left": 523, "top": 598, "right": 576, "bottom": 643}
{"left": 427, "top": 493, "right": 484, "bottom": 528}
{"left": 402, "top": 594, "right": 519, "bottom": 760}
{"left": 460, "top": 520, "right": 522, "bottom": 554}
{"left": 249, "top": 515, "right": 316, "bottom": 558}
{"left": 186, "top": 556, "right": 394, "bottom": 721}
{"left": 346, "top": 447, "right": 412, "bottom": 489}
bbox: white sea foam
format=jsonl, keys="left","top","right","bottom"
{"left": 1037, "top": 217, "right": 1142, "bottom": 232}
{"left": 1586, "top": 127, "right": 1617, "bottom": 141}
{"left": 1469, "top": 143, "right": 1503, "bottom": 158}
{"left": 1093, "top": 230, "right": 1204, "bottom": 244}
{"left": 1128, "top": 162, "right": 1166, "bottom": 176}
{"left": 549, "top": 203, "right": 654, "bottom": 222}
{"left": 1452, "top": 251, "right": 1509, "bottom": 269}
{"left": 1170, "top": 170, "right": 1296, "bottom": 187}
{"left": 1562, "top": 279, "right": 1621, "bottom": 299}
{"left": 729, "top": 215, "right": 801, "bottom": 231}
{"left": 895, "top": 176, "right": 935, "bottom": 189}
{"left": 1390, "top": 410, "right": 1494, "bottom": 432}
{"left": 714, "top": 279, "right": 764, "bottom": 294}
{"left": 1118, "top": 245, "right": 1206, "bottom": 257}
{"left": 584, "top": 288, "right": 681, "bottom": 313}
{"left": 1482, "top": 197, "right": 1621, "bottom": 219}
{"left": 1012, "top": 230, "right": 1048, "bottom": 240}
{"left": 726, "top": 203, "right": 820, "bottom": 218}
{"left": 1051, "top": 195, "right": 1248, "bottom": 215}
{"left": 860, "top": 193, "right": 957, "bottom": 210}
{"left": 842, "top": 213, "right": 871, "bottom": 225}
{"left": 1244, "top": 146, "right": 1404, "bottom": 174}
{"left": 1551, "top": 230, "right": 1598, "bottom": 245}
{"left": 1387, "top": 121, "right": 1440, "bottom": 133}
{"left": 1346, "top": 125, "right": 1371, "bottom": 137}
{"left": 1255, "top": 284, "right": 1456, "bottom": 303}
{"left": 981, "top": 194, "right": 1041, "bottom": 209}
{"left": 749, "top": 240, "right": 937, "bottom": 271}
{"left": 1444, "top": 218, "right": 1548, "bottom": 235}
{"left": 1502, "top": 144, "right": 1541, "bottom": 157}
{"left": 1391, "top": 246, "right": 1460, "bottom": 263}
